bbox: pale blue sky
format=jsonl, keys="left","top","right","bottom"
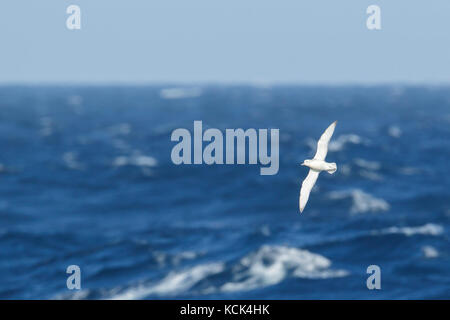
{"left": 0, "top": 0, "right": 449, "bottom": 84}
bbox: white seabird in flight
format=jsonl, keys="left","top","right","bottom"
{"left": 299, "top": 121, "right": 338, "bottom": 213}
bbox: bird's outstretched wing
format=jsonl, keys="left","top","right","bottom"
{"left": 299, "top": 169, "right": 320, "bottom": 213}
{"left": 313, "top": 121, "right": 337, "bottom": 160}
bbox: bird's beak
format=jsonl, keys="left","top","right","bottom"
{"left": 301, "top": 162, "right": 305, "bottom": 166}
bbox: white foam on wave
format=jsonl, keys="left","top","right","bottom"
{"left": 307, "top": 134, "right": 364, "bottom": 154}
{"left": 160, "top": 87, "right": 202, "bottom": 99}
{"left": 113, "top": 151, "right": 157, "bottom": 168}
{"left": 221, "top": 246, "right": 348, "bottom": 293}
{"left": 328, "top": 134, "right": 363, "bottom": 152}
{"left": 328, "top": 189, "right": 390, "bottom": 214}
{"left": 172, "top": 251, "right": 199, "bottom": 265}
{"left": 39, "top": 116, "right": 53, "bottom": 137}
{"left": 105, "top": 245, "right": 348, "bottom": 299}
{"left": 133, "top": 156, "right": 158, "bottom": 167}
{"left": 108, "top": 123, "right": 131, "bottom": 136}
{"left": 422, "top": 246, "right": 439, "bottom": 258}
{"left": 374, "top": 223, "right": 444, "bottom": 237}
{"left": 110, "top": 262, "right": 225, "bottom": 300}
{"left": 55, "top": 289, "right": 91, "bottom": 300}
{"left": 67, "top": 95, "right": 83, "bottom": 107}
{"left": 388, "top": 125, "right": 402, "bottom": 138}
{"left": 359, "top": 170, "right": 384, "bottom": 181}
{"left": 354, "top": 158, "right": 381, "bottom": 170}
{"left": 339, "top": 164, "right": 351, "bottom": 176}
{"left": 62, "top": 152, "right": 84, "bottom": 170}
{"left": 260, "top": 225, "right": 271, "bottom": 237}
{"left": 399, "top": 167, "right": 420, "bottom": 175}
{"left": 338, "top": 159, "right": 383, "bottom": 180}
{"left": 153, "top": 250, "right": 201, "bottom": 267}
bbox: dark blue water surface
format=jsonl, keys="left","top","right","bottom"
{"left": 0, "top": 86, "right": 449, "bottom": 299}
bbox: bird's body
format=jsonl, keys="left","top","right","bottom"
{"left": 299, "top": 121, "right": 338, "bottom": 213}
{"left": 302, "top": 159, "right": 337, "bottom": 173}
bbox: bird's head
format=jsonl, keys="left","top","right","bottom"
{"left": 301, "top": 160, "right": 311, "bottom": 166}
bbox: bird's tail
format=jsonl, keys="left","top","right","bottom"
{"left": 327, "top": 163, "right": 337, "bottom": 174}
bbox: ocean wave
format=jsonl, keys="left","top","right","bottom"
{"left": 107, "top": 123, "right": 131, "bottom": 136}
{"left": 55, "top": 290, "right": 91, "bottom": 300}
{"left": 67, "top": 95, "right": 83, "bottom": 107}
{"left": 62, "top": 152, "right": 84, "bottom": 170}
{"left": 260, "top": 225, "right": 271, "bottom": 237}
{"left": 328, "top": 134, "right": 364, "bottom": 152}
{"left": 388, "top": 125, "right": 402, "bottom": 138}
{"left": 113, "top": 152, "right": 157, "bottom": 168}
{"left": 339, "top": 164, "right": 351, "bottom": 176}
{"left": 328, "top": 189, "right": 390, "bottom": 214}
{"left": 39, "top": 116, "right": 54, "bottom": 137}
{"left": 373, "top": 223, "right": 444, "bottom": 237}
{"left": 359, "top": 170, "right": 384, "bottom": 181}
{"left": 221, "top": 246, "right": 348, "bottom": 293}
{"left": 153, "top": 250, "right": 202, "bottom": 267}
{"left": 160, "top": 87, "right": 202, "bottom": 99}
{"left": 399, "top": 167, "right": 420, "bottom": 175}
{"left": 110, "top": 262, "right": 225, "bottom": 300}
{"left": 307, "top": 134, "right": 364, "bottom": 154}
{"left": 339, "top": 159, "right": 383, "bottom": 180}
{"left": 105, "top": 245, "right": 348, "bottom": 299}
{"left": 422, "top": 246, "right": 439, "bottom": 258}
{"left": 354, "top": 158, "right": 381, "bottom": 171}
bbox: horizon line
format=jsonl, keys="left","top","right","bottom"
{"left": 0, "top": 81, "right": 450, "bottom": 88}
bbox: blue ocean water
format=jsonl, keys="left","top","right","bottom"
{"left": 0, "top": 86, "right": 449, "bottom": 299}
